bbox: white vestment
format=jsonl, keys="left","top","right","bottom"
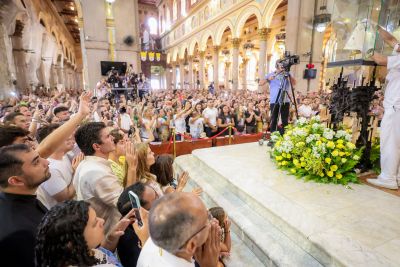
{"left": 379, "top": 45, "right": 400, "bottom": 183}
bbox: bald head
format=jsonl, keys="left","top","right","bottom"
{"left": 149, "top": 192, "right": 207, "bottom": 253}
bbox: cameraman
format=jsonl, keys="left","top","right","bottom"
{"left": 259, "top": 62, "right": 296, "bottom": 135}
{"left": 367, "top": 26, "right": 400, "bottom": 190}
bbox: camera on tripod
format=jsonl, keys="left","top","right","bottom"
{"left": 277, "top": 51, "right": 300, "bottom": 71}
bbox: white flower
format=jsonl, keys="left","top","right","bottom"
{"left": 335, "top": 130, "right": 352, "bottom": 142}
{"left": 271, "top": 134, "right": 281, "bottom": 142}
{"left": 323, "top": 128, "right": 334, "bottom": 140}
{"left": 293, "top": 128, "right": 307, "bottom": 137}
{"left": 296, "top": 117, "right": 308, "bottom": 126}
{"left": 312, "top": 123, "right": 323, "bottom": 130}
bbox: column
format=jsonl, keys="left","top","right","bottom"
{"left": 105, "top": 0, "right": 116, "bottom": 61}
{"left": 166, "top": 65, "right": 172, "bottom": 90}
{"left": 171, "top": 62, "right": 177, "bottom": 89}
{"left": 231, "top": 38, "right": 241, "bottom": 91}
{"left": 224, "top": 62, "right": 231, "bottom": 90}
{"left": 266, "top": 54, "right": 273, "bottom": 74}
{"left": 242, "top": 58, "right": 248, "bottom": 90}
{"left": 78, "top": 17, "right": 90, "bottom": 90}
{"left": 50, "top": 64, "right": 58, "bottom": 88}
{"left": 199, "top": 51, "right": 205, "bottom": 89}
{"left": 57, "top": 54, "right": 65, "bottom": 89}
{"left": 188, "top": 56, "right": 193, "bottom": 89}
{"left": 213, "top": 46, "right": 220, "bottom": 89}
{"left": 258, "top": 28, "right": 270, "bottom": 91}
{"left": 179, "top": 59, "right": 185, "bottom": 90}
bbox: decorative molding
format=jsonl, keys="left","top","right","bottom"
{"left": 232, "top": 38, "right": 241, "bottom": 49}
{"left": 258, "top": 28, "right": 271, "bottom": 41}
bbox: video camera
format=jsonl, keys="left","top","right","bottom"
{"left": 277, "top": 51, "right": 300, "bottom": 71}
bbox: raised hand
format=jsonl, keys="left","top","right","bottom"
{"left": 125, "top": 141, "right": 138, "bottom": 169}
{"left": 77, "top": 91, "right": 92, "bottom": 117}
{"left": 191, "top": 187, "right": 203, "bottom": 196}
{"left": 72, "top": 153, "right": 85, "bottom": 173}
{"left": 194, "top": 219, "right": 221, "bottom": 267}
{"left": 102, "top": 208, "right": 136, "bottom": 251}
{"left": 132, "top": 207, "right": 150, "bottom": 245}
{"left": 177, "top": 171, "right": 189, "bottom": 191}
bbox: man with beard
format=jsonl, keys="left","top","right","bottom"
{"left": 0, "top": 144, "right": 51, "bottom": 267}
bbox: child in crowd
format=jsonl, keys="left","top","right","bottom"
{"left": 209, "top": 206, "right": 232, "bottom": 267}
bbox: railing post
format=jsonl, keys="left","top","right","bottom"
{"left": 228, "top": 126, "right": 232, "bottom": 145}
{"left": 172, "top": 128, "right": 176, "bottom": 159}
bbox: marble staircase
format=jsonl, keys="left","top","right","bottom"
{"left": 174, "top": 143, "right": 400, "bottom": 267}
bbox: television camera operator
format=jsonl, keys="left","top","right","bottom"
{"left": 259, "top": 59, "right": 297, "bottom": 135}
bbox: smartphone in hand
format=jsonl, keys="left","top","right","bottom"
{"left": 128, "top": 191, "right": 143, "bottom": 227}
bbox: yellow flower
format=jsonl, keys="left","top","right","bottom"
{"left": 316, "top": 140, "right": 322, "bottom": 146}
{"left": 282, "top": 153, "right": 287, "bottom": 158}
{"left": 327, "top": 171, "right": 334, "bottom": 177}
{"left": 327, "top": 141, "right": 335, "bottom": 149}
{"left": 339, "top": 152, "right": 345, "bottom": 157}
{"left": 341, "top": 158, "right": 347, "bottom": 163}
{"left": 276, "top": 156, "right": 283, "bottom": 161}
{"left": 347, "top": 142, "right": 356, "bottom": 150}
{"left": 330, "top": 165, "right": 338, "bottom": 171}
{"left": 325, "top": 158, "right": 332, "bottom": 164}
{"left": 337, "top": 144, "right": 345, "bottom": 149}
{"left": 321, "top": 138, "right": 327, "bottom": 142}
{"left": 337, "top": 139, "right": 344, "bottom": 144}
{"left": 301, "top": 162, "right": 306, "bottom": 167}
{"left": 293, "top": 159, "right": 299, "bottom": 165}
{"left": 346, "top": 152, "right": 351, "bottom": 156}
{"left": 287, "top": 130, "right": 293, "bottom": 136}
{"left": 290, "top": 168, "right": 296, "bottom": 174}
{"left": 300, "top": 157, "right": 305, "bottom": 162}
{"left": 296, "top": 142, "right": 305, "bottom": 148}
{"left": 353, "top": 155, "right": 360, "bottom": 161}
{"left": 320, "top": 172, "right": 325, "bottom": 177}
{"left": 336, "top": 173, "right": 343, "bottom": 179}
{"left": 286, "top": 154, "right": 292, "bottom": 159}
{"left": 282, "top": 161, "right": 288, "bottom": 166}
{"left": 276, "top": 141, "right": 281, "bottom": 147}
{"left": 332, "top": 150, "right": 339, "bottom": 157}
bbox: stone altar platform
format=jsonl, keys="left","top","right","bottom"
{"left": 174, "top": 142, "right": 400, "bottom": 267}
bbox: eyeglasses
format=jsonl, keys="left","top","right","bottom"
{"left": 178, "top": 212, "right": 213, "bottom": 250}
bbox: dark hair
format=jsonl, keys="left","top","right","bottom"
{"left": 53, "top": 106, "right": 69, "bottom": 116}
{"left": 0, "top": 144, "right": 31, "bottom": 188}
{"left": 36, "top": 124, "right": 60, "bottom": 143}
{"left": 149, "top": 193, "right": 195, "bottom": 253}
{"left": 117, "top": 182, "right": 148, "bottom": 216}
{"left": 109, "top": 129, "right": 124, "bottom": 144}
{"left": 0, "top": 126, "right": 30, "bottom": 148}
{"left": 74, "top": 122, "right": 106, "bottom": 156}
{"left": 3, "top": 112, "right": 24, "bottom": 125}
{"left": 35, "top": 200, "right": 99, "bottom": 267}
{"left": 209, "top": 207, "right": 225, "bottom": 228}
{"left": 150, "top": 154, "right": 174, "bottom": 186}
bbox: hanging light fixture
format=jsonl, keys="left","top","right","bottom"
{"left": 314, "top": 0, "right": 331, "bottom": 33}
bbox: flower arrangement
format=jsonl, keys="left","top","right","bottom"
{"left": 270, "top": 116, "right": 363, "bottom": 185}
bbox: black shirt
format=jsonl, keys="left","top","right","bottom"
{"left": 0, "top": 192, "right": 48, "bottom": 267}
{"left": 117, "top": 225, "right": 142, "bottom": 267}
{"left": 244, "top": 110, "right": 260, "bottom": 127}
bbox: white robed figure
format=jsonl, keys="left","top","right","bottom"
{"left": 367, "top": 26, "right": 400, "bottom": 189}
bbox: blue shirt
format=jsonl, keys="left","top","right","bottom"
{"left": 266, "top": 72, "right": 291, "bottom": 104}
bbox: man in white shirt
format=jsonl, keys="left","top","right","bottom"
{"left": 137, "top": 192, "right": 221, "bottom": 267}
{"left": 202, "top": 99, "right": 218, "bottom": 137}
{"left": 298, "top": 98, "right": 314, "bottom": 119}
{"left": 73, "top": 122, "right": 124, "bottom": 235}
{"left": 367, "top": 26, "right": 400, "bottom": 190}
{"left": 36, "top": 124, "right": 80, "bottom": 209}
{"left": 189, "top": 111, "right": 204, "bottom": 139}
{"left": 118, "top": 106, "right": 133, "bottom": 133}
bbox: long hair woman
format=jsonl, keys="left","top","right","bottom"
{"left": 134, "top": 142, "right": 163, "bottom": 197}
{"left": 35, "top": 200, "right": 128, "bottom": 267}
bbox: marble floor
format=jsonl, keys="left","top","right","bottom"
{"left": 176, "top": 142, "right": 400, "bottom": 267}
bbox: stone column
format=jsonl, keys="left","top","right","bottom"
{"left": 50, "top": 64, "right": 58, "bottom": 88}
{"left": 224, "top": 62, "right": 231, "bottom": 90}
{"left": 266, "top": 54, "right": 273, "bottom": 74}
{"left": 166, "top": 65, "right": 172, "bottom": 90}
{"left": 199, "top": 51, "right": 205, "bottom": 89}
{"left": 179, "top": 59, "right": 185, "bottom": 90}
{"left": 171, "top": 62, "right": 177, "bottom": 89}
{"left": 213, "top": 46, "right": 220, "bottom": 89}
{"left": 258, "top": 28, "right": 270, "bottom": 91}
{"left": 78, "top": 18, "right": 90, "bottom": 91}
{"left": 188, "top": 56, "right": 193, "bottom": 90}
{"left": 242, "top": 58, "right": 248, "bottom": 90}
{"left": 105, "top": 0, "right": 117, "bottom": 61}
{"left": 231, "top": 38, "right": 241, "bottom": 91}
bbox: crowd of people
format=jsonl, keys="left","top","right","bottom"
{"left": 0, "top": 81, "right": 385, "bottom": 266}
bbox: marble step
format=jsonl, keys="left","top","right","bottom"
{"left": 175, "top": 154, "right": 324, "bottom": 267}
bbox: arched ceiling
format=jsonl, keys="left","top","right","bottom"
{"left": 51, "top": 0, "right": 80, "bottom": 43}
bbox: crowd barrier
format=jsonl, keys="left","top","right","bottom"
{"left": 149, "top": 126, "right": 270, "bottom": 158}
